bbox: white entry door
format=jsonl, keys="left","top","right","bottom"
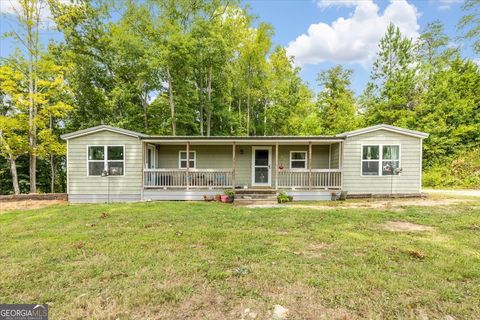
{"left": 146, "top": 145, "right": 156, "bottom": 169}
{"left": 252, "top": 147, "right": 272, "bottom": 187}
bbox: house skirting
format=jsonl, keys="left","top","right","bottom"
{"left": 69, "top": 194, "right": 142, "bottom": 203}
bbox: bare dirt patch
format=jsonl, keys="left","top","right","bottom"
{"left": 382, "top": 221, "right": 434, "bottom": 232}
{"left": 0, "top": 199, "right": 67, "bottom": 213}
{"left": 290, "top": 197, "right": 474, "bottom": 211}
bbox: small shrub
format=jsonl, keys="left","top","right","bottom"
{"left": 277, "top": 191, "right": 291, "bottom": 203}
{"left": 423, "top": 149, "right": 480, "bottom": 189}
{"left": 224, "top": 189, "right": 235, "bottom": 197}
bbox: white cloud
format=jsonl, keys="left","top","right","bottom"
{"left": 0, "top": 0, "right": 77, "bottom": 28}
{"left": 317, "top": 0, "right": 358, "bottom": 9}
{"left": 286, "top": 0, "right": 420, "bottom": 66}
{"left": 436, "top": 0, "right": 462, "bottom": 10}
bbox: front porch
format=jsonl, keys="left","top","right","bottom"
{"left": 141, "top": 137, "right": 344, "bottom": 194}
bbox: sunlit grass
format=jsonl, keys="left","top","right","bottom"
{"left": 1, "top": 200, "right": 479, "bottom": 319}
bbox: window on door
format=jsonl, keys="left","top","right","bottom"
{"left": 253, "top": 148, "right": 270, "bottom": 185}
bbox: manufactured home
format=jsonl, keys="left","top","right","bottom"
{"left": 61, "top": 124, "right": 428, "bottom": 203}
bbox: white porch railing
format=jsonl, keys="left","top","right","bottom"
{"left": 144, "top": 168, "right": 233, "bottom": 188}
{"left": 278, "top": 169, "right": 342, "bottom": 189}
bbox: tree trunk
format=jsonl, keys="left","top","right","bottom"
{"left": 199, "top": 73, "right": 204, "bottom": 136}
{"left": 10, "top": 158, "right": 20, "bottom": 195}
{"left": 50, "top": 155, "right": 56, "bottom": 193}
{"left": 142, "top": 89, "right": 148, "bottom": 130}
{"left": 264, "top": 99, "right": 268, "bottom": 136}
{"left": 28, "top": 60, "right": 37, "bottom": 193}
{"left": 206, "top": 66, "right": 212, "bottom": 137}
{"left": 238, "top": 98, "right": 242, "bottom": 129}
{"left": 246, "top": 90, "right": 250, "bottom": 136}
{"left": 166, "top": 67, "right": 176, "bottom": 136}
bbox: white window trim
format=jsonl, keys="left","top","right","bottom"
{"left": 86, "top": 145, "right": 125, "bottom": 177}
{"left": 289, "top": 151, "right": 308, "bottom": 170}
{"left": 178, "top": 150, "right": 196, "bottom": 169}
{"left": 360, "top": 144, "right": 401, "bottom": 177}
{"left": 146, "top": 144, "right": 156, "bottom": 169}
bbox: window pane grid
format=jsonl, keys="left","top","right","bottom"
{"left": 361, "top": 145, "right": 400, "bottom": 176}
{"left": 179, "top": 151, "right": 196, "bottom": 169}
{"left": 290, "top": 152, "right": 307, "bottom": 169}
{"left": 88, "top": 146, "right": 124, "bottom": 176}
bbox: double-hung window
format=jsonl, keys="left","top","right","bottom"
{"left": 290, "top": 151, "right": 307, "bottom": 169}
{"left": 361, "top": 145, "right": 400, "bottom": 176}
{"left": 179, "top": 151, "right": 196, "bottom": 169}
{"left": 87, "top": 146, "right": 125, "bottom": 176}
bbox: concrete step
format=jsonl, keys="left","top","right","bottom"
{"left": 235, "top": 194, "right": 277, "bottom": 200}
{"left": 235, "top": 189, "right": 276, "bottom": 195}
{"left": 234, "top": 198, "right": 278, "bottom": 206}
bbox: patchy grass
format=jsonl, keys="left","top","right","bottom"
{"left": 0, "top": 200, "right": 479, "bottom": 319}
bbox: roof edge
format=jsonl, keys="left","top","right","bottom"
{"left": 336, "top": 124, "right": 429, "bottom": 139}
{"left": 61, "top": 125, "right": 147, "bottom": 140}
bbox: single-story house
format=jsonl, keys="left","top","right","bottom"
{"left": 61, "top": 124, "right": 428, "bottom": 203}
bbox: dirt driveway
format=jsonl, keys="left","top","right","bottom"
{"left": 424, "top": 189, "right": 480, "bottom": 197}
{"left": 0, "top": 200, "right": 67, "bottom": 213}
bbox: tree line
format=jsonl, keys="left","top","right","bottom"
{"left": 1, "top": 0, "right": 479, "bottom": 194}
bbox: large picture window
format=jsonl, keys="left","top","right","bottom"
{"left": 87, "top": 145, "right": 124, "bottom": 176}
{"left": 361, "top": 145, "right": 400, "bottom": 176}
{"left": 290, "top": 151, "right": 307, "bottom": 169}
{"left": 179, "top": 151, "right": 196, "bottom": 169}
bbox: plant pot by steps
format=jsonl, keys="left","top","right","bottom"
{"left": 220, "top": 195, "right": 229, "bottom": 203}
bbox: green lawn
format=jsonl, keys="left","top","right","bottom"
{"left": 1, "top": 200, "right": 479, "bottom": 319}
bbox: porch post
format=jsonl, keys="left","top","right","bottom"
{"left": 141, "top": 141, "right": 145, "bottom": 189}
{"left": 340, "top": 141, "right": 344, "bottom": 190}
{"left": 232, "top": 142, "right": 236, "bottom": 189}
{"left": 328, "top": 144, "right": 332, "bottom": 169}
{"left": 308, "top": 141, "right": 312, "bottom": 190}
{"left": 186, "top": 142, "right": 190, "bottom": 190}
{"left": 275, "top": 142, "right": 279, "bottom": 190}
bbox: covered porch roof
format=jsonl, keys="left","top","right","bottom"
{"left": 141, "top": 136, "right": 344, "bottom": 145}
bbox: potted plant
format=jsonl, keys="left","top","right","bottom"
{"left": 215, "top": 194, "right": 222, "bottom": 202}
{"left": 331, "top": 192, "right": 338, "bottom": 201}
{"left": 222, "top": 190, "right": 235, "bottom": 203}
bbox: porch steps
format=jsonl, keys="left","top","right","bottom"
{"left": 234, "top": 189, "right": 278, "bottom": 205}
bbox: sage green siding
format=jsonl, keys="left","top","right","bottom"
{"left": 330, "top": 143, "right": 340, "bottom": 169}
{"left": 342, "top": 130, "right": 422, "bottom": 194}
{"left": 67, "top": 131, "right": 142, "bottom": 201}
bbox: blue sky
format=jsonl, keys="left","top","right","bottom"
{"left": 243, "top": 0, "right": 475, "bottom": 94}
{"left": 1, "top": 0, "right": 475, "bottom": 95}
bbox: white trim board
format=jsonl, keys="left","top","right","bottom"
{"left": 337, "top": 124, "right": 428, "bottom": 139}
{"left": 61, "top": 125, "right": 146, "bottom": 140}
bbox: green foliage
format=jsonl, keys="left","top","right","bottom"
{"left": 223, "top": 189, "right": 235, "bottom": 197}
{"left": 458, "top": 0, "right": 480, "bottom": 54}
{"left": 316, "top": 65, "right": 360, "bottom": 135}
{"left": 364, "top": 24, "right": 417, "bottom": 127}
{"left": 277, "top": 191, "right": 292, "bottom": 203}
{"left": 423, "top": 149, "right": 480, "bottom": 189}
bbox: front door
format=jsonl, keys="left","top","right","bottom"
{"left": 252, "top": 147, "right": 271, "bottom": 187}
{"left": 146, "top": 145, "right": 156, "bottom": 169}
